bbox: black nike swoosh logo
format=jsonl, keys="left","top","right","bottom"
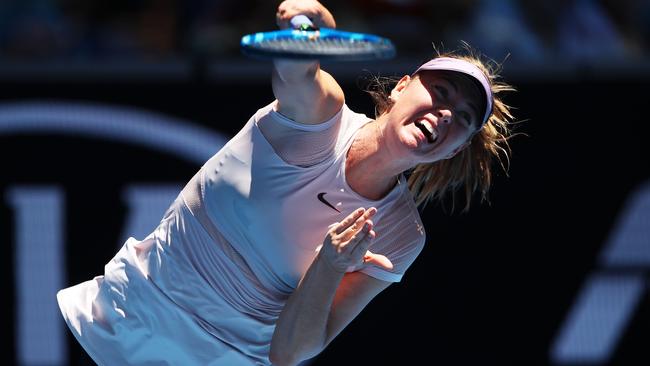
{"left": 317, "top": 192, "right": 341, "bottom": 213}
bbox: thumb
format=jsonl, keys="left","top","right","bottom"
{"left": 363, "top": 251, "right": 394, "bottom": 270}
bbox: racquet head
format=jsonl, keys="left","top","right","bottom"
{"left": 240, "top": 16, "right": 396, "bottom": 61}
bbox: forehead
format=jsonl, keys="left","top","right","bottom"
{"left": 416, "top": 70, "right": 484, "bottom": 102}
{"left": 416, "top": 70, "right": 487, "bottom": 125}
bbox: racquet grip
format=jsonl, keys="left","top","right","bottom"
{"left": 290, "top": 15, "right": 317, "bottom": 31}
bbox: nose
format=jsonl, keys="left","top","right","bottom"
{"left": 437, "top": 108, "right": 452, "bottom": 124}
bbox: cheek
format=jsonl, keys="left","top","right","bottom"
{"left": 450, "top": 124, "right": 473, "bottom": 141}
{"left": 444, "top": 128, "right": 472, "bottom": 153}
{"left": 396, "top": 87, "right": 432, "bottom": 111}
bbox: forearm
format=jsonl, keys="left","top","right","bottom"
{"left": 271, "top": 0, "right": 343, "bottom": 125}
{"left": 271, "top": 59, "right": 322, "bottom": 120}
{"left": 269, "top": 251, "right": 344, "bottom": 365}
{"left": 271, "top": 59, "right": 343, "bottom": 124}
{"left": 272, "top": 0, "right": 333, "bottom": 86}
{"left": 272, "top": 59, "right": 319, "bottom": 86}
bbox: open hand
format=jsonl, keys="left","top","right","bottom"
{"left": 320, "top": 207, "right": 393, "bottom": 273}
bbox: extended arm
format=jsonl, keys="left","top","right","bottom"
{"left": 272, "top": 0, "right": 344, "bottom": 125}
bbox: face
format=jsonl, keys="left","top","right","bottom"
{"left": 384, "top": 70, "right": 484, "bottom": 163}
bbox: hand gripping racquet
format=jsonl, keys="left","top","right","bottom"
{"left": 240, "top": 15, "right": 396, "bottom": 61}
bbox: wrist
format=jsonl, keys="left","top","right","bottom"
{"left": 316, "top": 250, "right": 347, "bottom": 275}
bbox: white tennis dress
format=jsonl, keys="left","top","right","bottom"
{"left": 57, "top": 101, "right": 426, "bottom": 365}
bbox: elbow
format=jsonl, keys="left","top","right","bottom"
{"left": 269, "top": 341, "right": 324, "bottom": 366}
{"left": 268, "top": 337, "right": 297, "bottom": 366}
{"left": 268, "top": 349, "right": 298, "bottom": 366}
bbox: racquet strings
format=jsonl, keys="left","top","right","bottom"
{"left": 247, "top": 34, "right": 394, "bottom": 58}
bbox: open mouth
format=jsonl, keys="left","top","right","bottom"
{"left": 415, "top": 119, "right": 438, "bottom": 143}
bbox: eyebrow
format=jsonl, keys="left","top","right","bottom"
{"left": 439, "top": 76, "right": 458, "bottom": 94}
{"left": 440, "top": 76, "right": 481, "bottom": 125}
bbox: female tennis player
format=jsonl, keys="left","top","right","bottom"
{"left": 57, "top": 1, "right": 516, "bottom": 365}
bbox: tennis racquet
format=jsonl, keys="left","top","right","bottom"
{"left": 240, "top": 15, "right": 396, "bottom": 61}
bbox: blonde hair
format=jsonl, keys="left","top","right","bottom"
{"left": 364, "top": 46, "right": 518, "bottom": 212}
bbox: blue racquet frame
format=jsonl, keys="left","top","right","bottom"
{"left": 240, "top": 21, "right": 396, "bottom": 61}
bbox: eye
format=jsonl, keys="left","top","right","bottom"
{"left": 433, "top": 85, "right": 449, "bottom": 99}
{"left": 459, "top": 111, "right": 473, "bottom": 126}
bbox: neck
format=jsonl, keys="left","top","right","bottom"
{"left": 345, "top": 117, "right": 408, "bottom": 200}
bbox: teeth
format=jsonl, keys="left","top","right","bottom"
{"left": 415, "top": 119, "right": 438, "bottom": 143}
{"left": 420, "top": 120, "right": 434, "bottom": 135}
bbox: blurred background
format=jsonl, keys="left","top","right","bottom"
{"left": 1, "top": 0, "right": 649, "bottom": 365}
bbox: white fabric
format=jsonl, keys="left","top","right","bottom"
{"left": 57, "top": 101, "right": 426, "bottom": 365}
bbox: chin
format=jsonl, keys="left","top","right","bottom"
{"left": 398, "top": 133, "right": 420, "bottom": 150}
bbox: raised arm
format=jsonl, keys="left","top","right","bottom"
{"left": 272, "top": 0, "right": 344, "bottom": 125}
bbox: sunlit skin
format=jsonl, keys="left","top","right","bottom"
{"left": 384, "top": 70, "right": 484, "bottom": 163}
{"left": 346, "top": 70, "right": 485, "bottom": 200}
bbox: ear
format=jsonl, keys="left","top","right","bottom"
{"left": 389, "top": 75, "right": 411, "bottom": 102}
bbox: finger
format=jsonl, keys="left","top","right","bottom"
{"left": 334, "top": 208, "right": 365, "bottom": 234}
{"left": 353, "top": 208, "right": 377, "bottom": 233}
{"left": 340, "top": 216, "right": 373, "bottom": 244}
{"left": 344, "top": 207, "right": 376, "bottom": 238}
{"left": 348, "top": 222, "right": 374, "bottom": 259}
{"left": 362, "top": 207, "right": 377, "bottom": 221}
{"left": 363, "top": 251, "right": 394, "bottom": 270}
{"left": 276, "top": 3, "right": 295, "bottom": 29}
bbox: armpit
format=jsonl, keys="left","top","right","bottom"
{"left": 256, "top": 102, "right": 343, "bottom": 167}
